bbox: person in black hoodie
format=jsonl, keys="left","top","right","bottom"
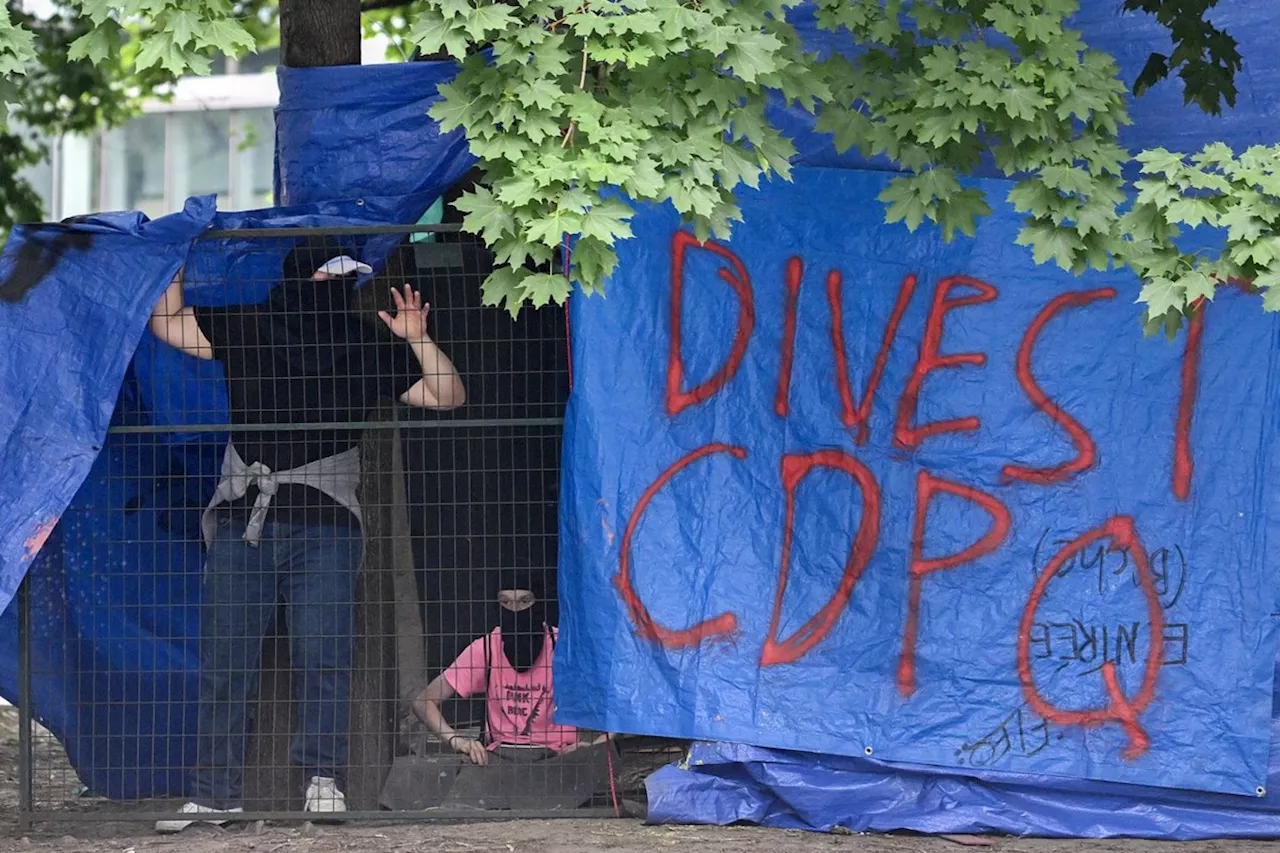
{"left": 149, "top": 235, "right": 465, "bottom": 831}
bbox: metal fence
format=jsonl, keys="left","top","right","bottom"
{"left": 13, "top": 224, "right": 661, "bottom": 830}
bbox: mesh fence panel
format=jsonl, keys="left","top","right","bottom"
{"left": 14, "top": 225, "right": 659, "bottom": 827}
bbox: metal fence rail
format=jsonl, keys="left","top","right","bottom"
{"left": 15, "top": 224, "right": 641, "bottom": 829}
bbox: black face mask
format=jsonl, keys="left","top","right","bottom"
{"left": 493, "top": 570, "right": 550, "bottom": 673}
{"left": 498, "top": 603, "right": 548, "bottom": 673}
{"left": 265, "top": 236, "right": 372, "bottom": 375}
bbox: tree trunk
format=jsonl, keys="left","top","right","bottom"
{"left": 279, "top": 0, "right": 362, "bottom": 67}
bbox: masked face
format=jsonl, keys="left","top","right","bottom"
{"left": 495, "top": 579, "right": 548, "bottom": 673}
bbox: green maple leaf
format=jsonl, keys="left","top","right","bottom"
{"left": 723, "top": 31, "right": 783, "bottom": 83}
{"left": 68, "top": 25, "right": 119, "bottom": 67}
{"left": 455, "top": 186, "right": 516, "bottom": 242}
{"left": 436, "top": 0, "right": 472, "bottom": 18}
{"left": 1238, "top": 145, "right": 1278, "bottom": 175}
{"left": 165, "top": 10, "right": 202, "bottom": 48}
{"left": 918, "top": 168, "right": 962, "bottom": 200}
{"left": 1138, "top": 278, "right": 1185, "bottom": 317}
{"left": 690, "top": 74, "right": 745, "bottom": 113}
{"left": 1181, "top": 270, "right": 1217, "bottom": 303}
{"left": 428, "top": 88, "right": 474, "bottom": 133}
{"left": 465, "top": 4, "right": 515, "bottom": 39}
{"left": 879, "top": 178, "right": 931, "bottom": 231}
{"left": 516, "top": 112, "right": 563, "bottom": 144}
{"left": 920, "top": 47, "right": 960, "bottom": 82}
{"left": 572, "top": 238, "right": 619, "bottom": 291}
{"left": 410, "top": 12, "right": 470, "bottom": 59}
{"left": 1219, "top": 205, "right": 1267, "bottom": 243}
{"left": 815, "top": 105, "right": 871, "bottom": 154}
{"left": 1016, "top": 220, "right": 1080, "bottom": 271}
{"left": 717, "top": 143, "right": 763, "bottom": 189}
{"left": 1164, "top": 197, "right": 1219, "bottom": 228}
{"left": 469, "top": 134, "right": 531, "bottom": 161}
{"left": 565, "top": 12, "right": 612, "bottom": 37}
{"left": 588, "top": 41, "right": 628, "bottom": 65}
{"left": 1240, "top": 237, "right": 1280, "bottom": 267}
{"left": 0, "top": 20, "right": 34, "bottom": 76}
{"left": 494, "top": 238, "right": 553, "bottom": 270}
{"left": 1007, "top": 179, "right": 1059, "bottom": 217}
{"left": 1255, "top": 270, "right": 1280, "bottom": 311}
{"left": 983, "top": 4, "right": 1022, "bottom": 36}
{"left": 521, "top": 272, "right": 570, "bottom": 308}
{"left": 494, "top": 174, "right": 543, "bottom": 207}
{"left": 623, "top": 156, "right": 664, "bottom": 198}
{"left": 1074, "top": 199, "right": 1116, "bottom": 237}
{"left": 514, "top": 78, "right": 561, "bottom": 110}
{"left": 916, "top": 113, "right": 963, "bottom": 147}
{"left": 135, "top": 32, "right": 173, "bottom": 72}
{"left": 1135, "top": 148, "right": 1187, "bottom": 177}
{"left": 76, "top": 0, "right": 115, "bottom": 26}
{"left": 1133, "top": 179, "right": 1180, "bottom": 210}
{"left": 937, "top": 189, "right": 991, "bottom": 241}
{"left": 614, "top": 12, "right": 662, "bottom": 36}
{"left": 482, "top": 267, "right": 529, "bottom": 318}
{"left": 699, "top": 23, "right": 737, "bottom": 56}
{"left": 999, "top": 85, "right": 1048, "bottom": 121}
{"left": 525, "top": 207, "right": 586, "bottom": 246}
{"left": 659, "top": 5, "right": 709, "bottom": 39}
{"left": 1038, "top": 166, "right": 1094, "bottom": 195}
{"left": 197, "top": 18, "right": 257, "bottom": 57}
{"left": 579, "top": 200, "right": 634, "bottom": 243}
{"left": 1023, "top": 14, "right": 1063, "bottom": 42}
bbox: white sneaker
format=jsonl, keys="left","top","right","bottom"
{"left": 155, "top": 801, "right": 243, "bottom": 833}
{"left": 304, "top": 776, "right": 347, "bottom": 816}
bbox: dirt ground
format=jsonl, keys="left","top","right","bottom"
{"left": 5, "top": 708, "right": 1280, "bottom": 853}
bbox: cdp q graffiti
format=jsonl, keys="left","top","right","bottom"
{"left": 613, "top": 230, "right": 1207, "bottom": 761}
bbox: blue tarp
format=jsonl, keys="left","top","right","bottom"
{"left": 1, "top": 0, "right": 1280, "bottom": 837}
{"left": 555, "top": 0, "right": 1280, "bottom": 837}
{"left": 556, "top": 167, "right": 1280, "bottom": 799}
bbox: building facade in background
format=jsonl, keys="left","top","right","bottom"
{"left": 21, "top": 39, "right": 392, "bottom": 222}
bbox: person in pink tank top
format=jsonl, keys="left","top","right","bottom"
{"left": 416, "top": 568, "right": 588, "bottom": 762}
{"left": 380, "top": 569, "right": 615, "bottom": 811}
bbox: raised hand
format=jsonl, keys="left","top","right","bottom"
{"left": 378, "top": 284, "right": 429, "bottom": 342}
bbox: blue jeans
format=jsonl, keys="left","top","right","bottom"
{"left": 191, "top": 516, "right": 363, "bottom": 809}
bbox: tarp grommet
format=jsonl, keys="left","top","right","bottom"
{"left": 864, "top": 746, "right": 873, "bottom": 756}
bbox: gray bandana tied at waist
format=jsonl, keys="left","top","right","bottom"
{"left": 200, "top": 443, "right": 363, "bottom": 547}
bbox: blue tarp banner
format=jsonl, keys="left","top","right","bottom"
{"left": 555, "top": 167, "right": 1280, "bottom": 797}
{"left": 0, "top": 199, "right": 217, "bottom": 613}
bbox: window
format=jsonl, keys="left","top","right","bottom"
{"left": 93, "top": 107, "right": 276, "bottom": 216}
{"left": 231, "top": 109, "right": 274, "bottom": 210}
{"left": 15, "top": 135, "right": 55, "bottom": 221}
{"left": 172, "top": 111, "right": 231, "bottom": 201}
{"left": 100, "top": 114, "right": 167, "bottom": 218}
